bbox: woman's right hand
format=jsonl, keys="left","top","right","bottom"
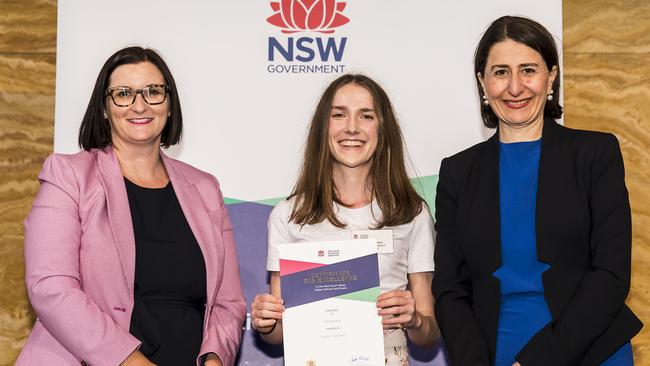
{"left": 120, "top": 350, "right": 156, "bottom": 366}
{"left": 251, "top": 293, "right": 285, "bottom": 333}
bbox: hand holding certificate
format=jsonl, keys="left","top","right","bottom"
{"left": 279, "top": 239, "right": 385, "bottom": 366}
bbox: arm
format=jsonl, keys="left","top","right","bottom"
{"left": 250, "top": 202, "right": 293, "bottom": 344}
{"left": 377, "top": 205, "right": 439, "bottom": 347}
{"left": 24, "top": 154, "right": 141, "bottom": 366}
{"left": 431, "top": 158, "right": 491, "bottom": 365}
{"left": 407, "top": 272, "right": 439, "bottom": 346}
{"left": 199, "top": 185, "right": 247, "bottom": 366}
{"left": 377, "top": 272, "right": 439, "bottom": 347}
{"left": 251, "top": 271, "right": 285, "bottom": 344}
{"left": 517, "top": 135, "right": 633, "bottom": 366}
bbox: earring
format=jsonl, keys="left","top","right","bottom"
{"left": 482, "top": 95, "right": 489, "bottom": 106}
{"left": 547, "top": 90, "right": 554, "bottom": 101}
{"left": 103, "top": 112, "right": 108, "bottom": 119}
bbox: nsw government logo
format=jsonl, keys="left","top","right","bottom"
{"left": 266, "top": 0, "right": 349, "bottom": 74}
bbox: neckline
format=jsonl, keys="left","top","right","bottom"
{"left": 337, "top": 202, "right": 372, "bottom": 211}
{"left": 499, "top": 138, "right": 542, "bottom": 146}
{"left": 335, "top": 201, "right": 375, "bottom": 217}
{"left": 124, "top": 176, "right": 171, "bottom": 190}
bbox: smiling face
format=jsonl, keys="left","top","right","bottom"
{"left": 327, "top": 83, "right": 379, "bottom": 174}
{"left": 105, "top": 61, "right": 169, "bottom": 150}
{"left": 478, "top": 39, "right": 557, "bottom": 130}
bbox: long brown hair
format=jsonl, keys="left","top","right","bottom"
{"left": 289, "top": 74, "right": 423, "bottom": 228}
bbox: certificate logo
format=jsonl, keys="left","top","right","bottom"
{"left": 266, "top": 0, "right": 349, "bottom": 74}
{"left": 327, "top": 249, "right": 340, "bottom": 257}
{"left": 305, "top": 360, "right": 317, "bottom": 366}
{"left": 318, "top": 250, "right": 325, "bottom": 257}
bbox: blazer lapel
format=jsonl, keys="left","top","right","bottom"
{"left": 536, "top": 119, "right": 562, "bottom": 264}
{"left": 463, "top": 131, "right": 502, "bottom": 359}
{"left": 162, "top": 153, "right": 220, "bottom": 305}
{"left": 474, "top": 132, "right": 502, "bottom": 272}
{"left": 97, "top": 147, "right": 136, "bottom": 298}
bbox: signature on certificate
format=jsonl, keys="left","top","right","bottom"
{"left": 349, "top": 354, "right": 372, "bottom": 365}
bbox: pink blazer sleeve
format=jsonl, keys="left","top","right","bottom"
{"left": 24, "top": 154, "right": 140, "bottom": 366}
{"left": 198, "top": 177, "right": 246, "bottom": 366}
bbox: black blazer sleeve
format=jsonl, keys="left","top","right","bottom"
{"left": 432, "top": 157, "right": 490, "bottom": 366}
{"left": 517, "top": 134, "right": 633, "bottom": 366}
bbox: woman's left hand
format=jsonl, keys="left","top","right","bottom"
{"left": 376, "top": 289, "right": 420, "bottom": 329}
{"left": 204, "top": 353, "right": 223, "bottom": 366}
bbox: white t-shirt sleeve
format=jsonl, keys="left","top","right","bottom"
{"left": 266, "top": 200, "right": 293, "bottom": 272}
{"left": 407, "top": 204, "right": 436, "bottom": 273}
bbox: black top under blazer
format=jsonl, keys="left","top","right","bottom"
{"left": 432, "top": 119, "right": 642, "bottom": 366}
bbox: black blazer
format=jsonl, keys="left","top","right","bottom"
{"left": 432, "top": 119, "right": 642, "bottom": 366}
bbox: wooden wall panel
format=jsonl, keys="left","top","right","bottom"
{"left": 0, "top": 1, "right": 56, "bottom": 365}
{"left": 0, "top": 0, "right": 57, "bottom": 53}
{"left": 564, "top": 1, "right": 650, "bottom": 363}
{"left": 564, "top": 0, "right": 650, "bottom": 53}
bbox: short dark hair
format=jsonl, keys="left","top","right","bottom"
{"left": 78, "top": 46, "right": 183, "bottom": 150}
{"left": 474, "top": 16, "right": 563, "bottom": 128}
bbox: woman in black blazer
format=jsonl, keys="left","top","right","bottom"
{"left": 432, "top": 16, "right": 642, "bottom": 366}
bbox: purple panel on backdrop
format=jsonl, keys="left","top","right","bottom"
{"left": 408, "top": 339, "right": 450, "bottom": 365}
{"left": 228, "top": 202, "right": 274, "bottom": 305}
{"left": 228, "top": 201, "right": 449, "bottom": 365}
{"left": 228, "top": 202, "right": 284, "bottom": 366}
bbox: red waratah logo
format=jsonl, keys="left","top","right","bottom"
{"left": 267, "top": 0, "right": 350, "bottom": 34}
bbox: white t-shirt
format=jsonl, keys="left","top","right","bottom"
{"left": 266, "top": 198, "right": 435, "bottom": 356}
{"left": 266, "top": 198, "right": 435, "bottom": 294}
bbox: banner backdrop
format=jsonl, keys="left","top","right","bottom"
{"left": 55, "top": 1, "right": 562, "bottom": 364}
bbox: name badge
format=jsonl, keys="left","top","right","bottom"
{"left": 352, "top": 229, "right": 394, "bottom": 254}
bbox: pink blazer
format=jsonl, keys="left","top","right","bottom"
{"left": 17, "top": 147, "right": 246, "bottom": 366}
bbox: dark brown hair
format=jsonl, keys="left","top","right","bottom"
{"left": 474, "top": 16, "right": 563, "bottom": 128}
{"left": 78, "top": 46, "right": 183, "bottom": 150}
{"left": 289, "top": 74, "right": 424, "bottom": 228}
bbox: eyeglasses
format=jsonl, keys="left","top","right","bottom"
{"left": 105, "top": 84, "right": 168, "bottom": 107}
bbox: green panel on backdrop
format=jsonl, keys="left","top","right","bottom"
{"left": 411, "top": 175, "right": 438, "bottom": 217}
{"left": 223, "top": 197, "right": 245, "bottom": 205}
{"left": 255, "top": 196, "right": 287, "bottom": 206}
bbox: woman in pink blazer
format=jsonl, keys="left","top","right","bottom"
{"left": 17, "top": 47, "right": 246, "bottom": 366}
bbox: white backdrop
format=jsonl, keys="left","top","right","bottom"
{"left": 56, "top": 2, "right": 563, "bottom": 365}
{"left": 55, "top": 0, "right": 562, "bottom": 203}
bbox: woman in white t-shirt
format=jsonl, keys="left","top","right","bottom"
{"left": 250, "top": 74, "right": 439, "bottom": 365}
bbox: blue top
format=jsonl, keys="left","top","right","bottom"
{"left": 494, "top": 139, "right": 548, "bottom": 296}
{"left": 493, "top": 140, "right": 633, "bottom": 366}
{"left": 494, "top": 139, "right": 551, "bottom": 366}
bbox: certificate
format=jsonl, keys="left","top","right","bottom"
{"left": 279, "top": 239, "right": 385, "bottom": 366}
